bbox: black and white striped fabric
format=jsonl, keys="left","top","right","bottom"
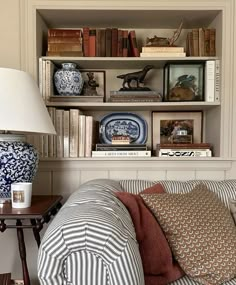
{"left": 38, "top": 179, "right": 236, "bottom": 285}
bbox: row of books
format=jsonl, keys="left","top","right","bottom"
{"left": 82, "top": 27, "right": 139, "bottom": 57}
{"left": 47, "top": 28, "right": 139, "bottom": 57}
{"left": 186, "top": 28, "right": 216, "bottom": 57}
{"left": 32, "top": 107, "right": 97, "bottom": 158}
{"left": 156, "top": 143, "right": 213, "bottom": 157}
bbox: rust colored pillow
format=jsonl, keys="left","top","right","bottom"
{"left": 141, "top": 184, "right": 236, "bottom": 285}
{"left": 116, "top": 183, "right": 184, "bottom": 285}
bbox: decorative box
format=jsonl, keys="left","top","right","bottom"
{"left": 163, "top": 62, "right": 205, "bottom": 101}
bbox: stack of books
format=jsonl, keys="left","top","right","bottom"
{"left": 140, "top": 46, "right": 186, "bottom": 57}
{"left": 92, "top": 144, "right": 151, "bottom": 157}
{"left": 47, "top": 28, "right": 83, "bottom": 56}
{"left": 156, "top": 143, "right": 212, "bottom": 157}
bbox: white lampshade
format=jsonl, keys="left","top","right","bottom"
{"left": 0, "top": 67, "right": 56, "bottom": 135}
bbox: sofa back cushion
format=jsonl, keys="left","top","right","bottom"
{"left": 116, "top": 183, "right": 184, "bottom": 285}
{"left": 141, "top": 183, "right": 236, "bottom": 285}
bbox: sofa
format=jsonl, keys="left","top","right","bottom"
{"left": 37, "top": 179, "right": 236, "bottom": 285}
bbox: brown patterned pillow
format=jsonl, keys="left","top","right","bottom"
{"left": 229, "top": 198, "right": 236, "bottom": 224}
{"left": 140, "top": 184, "right": 236, "bottom": 285}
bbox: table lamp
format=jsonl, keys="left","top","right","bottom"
{"left": 0, "top": 67, "right": 56, "bottom": 201}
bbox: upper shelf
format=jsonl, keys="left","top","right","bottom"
{"left": 41, "top": 56, "right": 218, "bottom": 69}
{"left": 38, "top": 9, "right": 221, "bottom": 29}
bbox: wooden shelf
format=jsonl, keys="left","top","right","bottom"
{"left": 42, "top": 56, "right": 219, "bottom": 69}
{"left": 45, "top": 101, "right": 220, "bottom": 111}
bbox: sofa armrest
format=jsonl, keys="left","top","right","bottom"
{"left": 38, "top": 179, "right": 144, "bottom": 285}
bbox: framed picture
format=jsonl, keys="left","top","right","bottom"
{"left": 152, "top": 111, "right": 203, "bottom": 149}
{"left": 163, "top": 62, "right": 205, "bottom": 101}
{"left": 80, "top": 69, "right": 106, "bottom": 98}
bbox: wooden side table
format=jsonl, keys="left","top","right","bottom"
{"left": 0, "top": 195, "right": 62, "bottom": 285}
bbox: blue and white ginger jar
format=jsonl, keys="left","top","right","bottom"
{"left": 54, "top": 62, "right": 84, "bottom": 95}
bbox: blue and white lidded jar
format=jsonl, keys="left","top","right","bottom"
{"left": 54, "top": 62, "right": 84, "bottom": 95}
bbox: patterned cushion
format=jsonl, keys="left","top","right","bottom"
{"left": 230, "top": 199, "right": 236, "bottom": 224}
{"left": 141, "top": 184, "right": 236, "bottom": 285}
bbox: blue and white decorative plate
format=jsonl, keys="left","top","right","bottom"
{"left": 99, "top": 112, "right": 147, "bottom": 144}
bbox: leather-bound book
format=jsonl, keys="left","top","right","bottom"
{"left": 82, "top": 27, "right": 90, "bottom": 57}
{"left": 117, "top": 29, "right": 123, "bottom": 56}
{"left": 89, "top": 29, "right": 96, "bottom": 57}
{"left": 48, "top": 28, "right": 81, "bottom": 37}
{"left": 105, "top": 28, "right": 112, "bottom": 57}
{"left": 128, "top": 30, "right": 140, "bottom": 57}
{"left": 122, "top": 30, "right": 129, "bottom": 57}
{"left": 111, "top": 28, "right": 118, "bottom": 57}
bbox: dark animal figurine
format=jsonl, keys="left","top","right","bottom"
{"left": 117, "top": 65, "right": 154, "bottom": 89}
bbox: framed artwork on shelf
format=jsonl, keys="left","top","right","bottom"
{"left": 152, "top": 111, "right": 203, "bottom": 150}
{"left": 81, "top": 69, "right": 106, "bottom": 98}
{"left": 163, "top": 62, "right": 205, "bottom": 102}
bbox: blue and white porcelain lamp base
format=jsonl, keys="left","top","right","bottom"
{"left": 0, "top": 134, "right": 39, "bottom": 203}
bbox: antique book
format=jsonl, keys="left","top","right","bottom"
{"left": 89, "top": 29, "right": 96, "bottom": 57}
{"left": 209, "top": 28, "right": 216, "bottom": 56}
{"left": 105, "top": 28, "right": 112, "bottom": 57}
{"left": 111, "top": 28, "right": 118, "bottom": 57}
{"left": 48, "top": 28, "right": 82, "bottom": 37}
{"left": 128, "top": 30, "right": 140, "bottom": 57}
{"left": 45, "top": 60, "right": 56, "bottom": 101}
{"left": 48, "top": 42, "right": 83, "bottom": 52}
{"left": 192, "top": 28, "right": 199, "bottom": 56}
{"left": 117, "top": 29, "right": 123, "bottom": 56}
{"left": 198, "top": 28, "right": 205, "bottom": 56}
{"left": 122, "top": 30, "right": 129, "bottom": 57}
{"left": 82, "top": 27, "right": 90, "bottom": 57}
{"left": 204, "top": 28, "right": 210, "bottom": 56}
{"left": 48, "top": 36, "right": 83, "bottom": 43}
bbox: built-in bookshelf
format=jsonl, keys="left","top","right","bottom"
{"left": 25, "top": 0, "right": 234, "bottom": 161}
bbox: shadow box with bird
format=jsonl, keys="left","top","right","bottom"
{"left": 163, "top": 62, "right": 205, "bottom": 102}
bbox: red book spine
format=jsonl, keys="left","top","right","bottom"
{"left": 111, "top": 28, "right": 118, "bottom": 57}
{"left": 122, "top": 30, "right": 128, "bottom": 57}
{"left": 117, "top": 29, "right": 123, "bottom": 57}
{"left": 82, "top": 27, "right": 90, "bottom": 57}
{"left": 89, "top": 29, "right": 96, "bottom": 57}
{"left": 128, "top": 30, "right": 140, "bottom": 57}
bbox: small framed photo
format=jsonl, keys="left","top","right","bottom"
{"left": 152, "top": 111, "right": 203, "bottom": 149}
{"left": 80, "top": 69, "right": 106, "bottom": 97}
{"left": 164, "top": 62, "right": 205, "bottom": 101}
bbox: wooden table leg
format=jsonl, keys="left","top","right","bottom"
{"left": 16, "top": 219, "right": 30, "bottom": 285}
{"left": 30, "top": 219, "right": 41, "bottom": 248}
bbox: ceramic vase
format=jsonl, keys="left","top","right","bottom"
{"left": 54, "top": 62, "right": 84, "bottom": 95}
